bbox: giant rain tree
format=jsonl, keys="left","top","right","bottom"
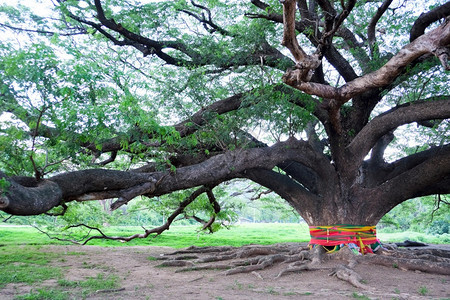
{"left": 0, "top": 0, "right": 449, "bottom": 278}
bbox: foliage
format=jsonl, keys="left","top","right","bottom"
{"left": 380, "top": 196, "right": 450, "bottom": 235}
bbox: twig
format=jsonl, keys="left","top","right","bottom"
{"left": 0, "top": 22, "right": 87, "bottom": 36}
{"left": 67, "top": 185, "right": 219, "bottom": 244}
{"left": 2, "top": 214, "right": 13, "bottom": 222}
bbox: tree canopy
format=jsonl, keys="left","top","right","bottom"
{"left": 0, "top": 0, "right": 449, "bottom": 239}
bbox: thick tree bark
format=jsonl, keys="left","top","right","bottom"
{"left": 0, "top": 172, "right": 62, "bottom": 215}
{"left": 0, "top": 139, "right": 320, "bottom": 216}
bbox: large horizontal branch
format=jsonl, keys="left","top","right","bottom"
{"left": 149, "top": 138, "right": 327, "bottom": 197}
{"left": 413, "top": 175, "right": 450, "bottom": 197}
{"left": 0, "top": 171, "right": 62, "bottom": 216}
{"left": 383, "top": 144, "right": 450, "bottom": 184}
{"left": 283, "top": 18, "right": 450, "bottom": 103}
{"left": 0, "top": 139, "right": 324, "bottom": 215}
{"left": 347, "top": 98, "right": 450, "bottom": 168}
{"left": 369, "top": 144, "right": 450, "bottom": 213}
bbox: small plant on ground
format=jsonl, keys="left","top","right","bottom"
{"left": 418, "top": 286, "right": 428, "bottom": 296}
{"left": 283, "top": 291, "right": 297, "bottom": 296}
{"left": 352, "top": 292, "right": 370, "bottom": 299}
{"left": 234, "top": 280, "right": 243, "bottom": 290}
{"left": 266, "top": 287, "right": 279, "bottom": 295}
{"left": 15, "top": 288, "right": 68, "bottom": 300}
{"left": 57, "top": 279, "right": 79, "bottom": 288}
{"left": 79, "top": 273, "right": 119, "bottom": 291}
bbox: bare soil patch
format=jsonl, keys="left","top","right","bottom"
{"left": 2, "top": 243, "right": 449, "bottom": 299}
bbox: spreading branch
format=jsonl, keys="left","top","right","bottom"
{"left": 369, "top": 145, "right": 450, "bottom": 213}
{"left": 250, "top": 0, "right": 359, "bottom": 81}
{"left": 0, "top": 22, "right": 87, "bottom": 36}
{"left": 347, "top": 99, "right": 450, "bottom": 167}
{"left": 316, "top": 0, "right": 357, "bottom": 54}
{"left": 281, "top": 0, "right": 321, "bottom": 82}
{"left": 283, "top": 18, "right": 450, "bottom": 104}
{"left": 367, "top": 0, "right": 393, "bottom": 56}
{"left": 0, "top": 171, "right": 62, "bottom": 216}
{"left": 410, "top": 2, "right": 450, "bottom": 42}
{"left": 180, "top": 0, "right": 231, "bottom": 36}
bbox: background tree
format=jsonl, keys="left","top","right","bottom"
{"left": 0, "top": 0, "right": 449, "bottom": 253}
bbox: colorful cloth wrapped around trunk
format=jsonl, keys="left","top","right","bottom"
{"left": 309, "top": 224, "right": 382, "bottom": 254}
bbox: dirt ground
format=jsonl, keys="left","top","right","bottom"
{"left": 2, "top": 243, "right": 449, "bottom": 299}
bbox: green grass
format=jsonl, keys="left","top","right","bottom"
{"left": 57, "top": 273, "right": 120, "bottom": 291}
{"left": 0, "top": 223, "right": 448, "bottom": 249}
{"left": 0, "top": 223, "right": 311, "bottom": 248}
{"left": 14, "top": 274, "right": 120, "bottom": 300}
{"left": 378, "top": 230, "right": 450, "bottom": 244}
{"left": 0, "top": 246, "right": 62, "bottom": 288}
{"left": 0, "top": 226, "right": 66, "bottom": 246}
{"left": 78, "top": 273, "right": 119, "bottom": 290}
{"left": 15, "top": 288, "right": 69, "bottom": 300}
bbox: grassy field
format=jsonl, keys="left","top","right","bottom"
{"left": 0, "top": 223, "right": 448, "bottom": 248}
{"left": 0, "top": 243, "right": 120, "bottom": 299}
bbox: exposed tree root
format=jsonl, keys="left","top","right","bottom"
{"left": 363, "top": 248, "right": 450, "bottom": 275}
{"left": 224, "top": 254, "right": 288, "bottom": 275}
{"left": 156, "top": 260, "right": 194, "bottom": 267}
{"left": 155, "top": 242, "right": 450, "bottom": 289}
{"left": 329, "top": 265, "right": 368, "bottom": 289}
{"left": 275, "top": 262, "right": 317, "bottom": 279}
